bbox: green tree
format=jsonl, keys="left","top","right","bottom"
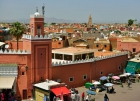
{"left": 10, "top": 22, "right": 25, "bottom": 50}
{"left": 51, "top": 22, "right": 56, "bottom": 25}
{"left": 128, "top": 19, "right": 134, "bottom": 26}
{"left": 136, "top": 68, "right": 140, "bottom": 74}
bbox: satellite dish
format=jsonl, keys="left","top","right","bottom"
{"left": 5, "top": 44, "right": 9, "bottom": 48}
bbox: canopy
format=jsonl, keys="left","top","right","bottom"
{"left": 124, "top": 73, "right": 131, "bottom": 76}
{"left": 0, "top": 77, "right": 15, "bottom": 89}
{"left": 100, "top": 76, "right": 107, "bottom": 80}
{"left": 119, "top": 74, "right": 126, "bottom": 77}
{"left": 93, "top": 81, "right": 100, "bottom": 85}
{"left": 0, "top": 42, "right": 5, "bottom": 46}
{"left": 104, "top": 83, "right": 114, "bottom": 87}
{"left": 86, "top": 90, "right": 96, "bottom": 95}
{"left": 51, "top": 86, "right": 71, "bottom": 96}
{"left": 112, "top": 76, "right": 120, "bottom": 80}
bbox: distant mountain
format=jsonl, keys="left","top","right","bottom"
{"left": 0, "top": 17, "right": 81, "bottom": 23}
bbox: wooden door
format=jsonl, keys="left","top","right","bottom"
{"left": 23, "top": 89, "right": 27, "bottom": 99}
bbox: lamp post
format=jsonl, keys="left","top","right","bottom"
{"left": 25, "top": 66, "right": 28, "bottom": 71}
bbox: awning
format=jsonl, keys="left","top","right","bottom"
{"left": 0, "top": 77, "right": 15, "bottom": 89}
{"left": 51, "top": 86, "right": 71, "bottom": 96}
{"left": 0, "top": 64, "right": 18, "bottom": 77}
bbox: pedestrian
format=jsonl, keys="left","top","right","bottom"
{"left": 127, "top": 79, "right": 130, "bottom": 87}
{"left": 10, "top": 95, "right": 15, "bottom": 101}
{"left": 56, "top": 97, "right": 60, "bottom": 101}
{"left": 1, "top": 92, "right": 4, "bottom": 101}
{"left": 71, "top": 92, "right": 75, "bottom": 101}
{"left": 104, "top": 93, "right": 109, "bottom": 101}
{"left": 53, "top": 96, "right": 56, "bottom": 101}
{"left": 77, "top": 93, "right": 80, "bottom": 101}
{"left": 85, "top": 94, "right": 89, "bottom": 101}
{"left": 81, "top": 92, "right": 85, "bottom": 101}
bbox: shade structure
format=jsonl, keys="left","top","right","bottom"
{"left": 93, "top": 81, "right": 100, "bottom": 85}
{"left": 112, "top": 76, "right": 120, "bottom": 80}
{"left": 104, "top": 83, "right": 114, "bottom": 87}
{"left": 51, "top": 86, "right": 71, "bottom": 97}
{"left": 0, "top": 42, "right": 5, "bottom": 46}
{"left": 124, "top": 73, "right": 131, "bottom": 76}
{"left": 0, "top": 77, "right": 15, "bottom": 89}
{"left": 86, "top": 90, "right": 96, "bottom": 95}
{"left": 119, "top": 74, "right": 126, "bottom": 77}
{"left": 136, "top": 74, "right": 140, "bottom": 76}
{"left": 100, "top": 76, "right": 107, "bottom": 80}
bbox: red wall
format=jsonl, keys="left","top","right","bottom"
{"left": 0, "top": 54, "right": 31, "bottom": 98}
{"left": 6, "top": 41, "right": 23, "bottom": 50}
{"left": 52, "top": 55, "right": 127, "bottom": 87}
{"left": 120, "top": 42, "right": 140, "bottom": 52}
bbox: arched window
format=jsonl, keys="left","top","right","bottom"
{"left": 32, "top": 26, "right": 34, "bottom": 34}
{"left": 37, "top": 26, "right": 41, "bottom": 34}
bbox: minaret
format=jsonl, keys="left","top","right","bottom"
{"left": 30, "top": 7, "right": 44, "bottom": 37}
{"left": 88, "top": 15, "right": 92, "bottom": 27}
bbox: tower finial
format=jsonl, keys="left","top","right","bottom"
{"left": 42, "top": 3, "right": 45, "bottom": 17}
{"left": 36, "top": 7, "right": 38, "bottom": 12}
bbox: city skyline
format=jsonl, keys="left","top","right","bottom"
{"left": 0, "top": 0, "right": 140, "bottom": 23}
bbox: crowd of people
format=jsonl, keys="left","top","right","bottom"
{"left": 0, "top": 89, "right": 15, "bottom": 101}
{"left": 70, "top": 88, "right": 80, "bottom": 101}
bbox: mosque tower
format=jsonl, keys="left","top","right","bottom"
{"left": 88, "top": 15, "right": 92, "bottom": 27}
{"left": 30, "top": 7, "right": 44, "bottom": 37}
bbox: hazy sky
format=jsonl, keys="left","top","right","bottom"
{"left": 0, "top": 0, "right": 140, "bottom": 23}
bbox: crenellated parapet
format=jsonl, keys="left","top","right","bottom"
{"left": 52, "top": 51, "right": 128, "bottom": 67}
{"left": 0, "top": 49, "right": 31, "bottom": 54}
{"left": 30, "top": 14, "right": 43, "bottom": 18}
{"left": 22, "top": 34, "right": 52, "bottom": 40}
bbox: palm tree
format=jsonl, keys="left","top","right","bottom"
{"left": 10, "top": 22, "right": 25, "bottom": 50}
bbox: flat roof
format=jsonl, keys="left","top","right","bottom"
{"left": 52, "top": 47, "right": 98, "bottom": 55}
{"left": 94, "top": 40, "right": 110, "bottom": 44}
{"left": 94, "top": 51, "right": 116, "bottom": 57}
{"left": 34, "top": 80, "right": 60, "bottom": 91}
{"left": 121, "top": 38, "right": 138, "bottom": 42}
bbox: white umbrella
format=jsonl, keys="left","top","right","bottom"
{"left": 93, "top": 81, "right": 100, "bottom": 85}
{"left": 104, "top": 83, "right": 114, "bottom": 87}
{"left": 124, "top": 73, "right": 131, "bottom": 76}
{"left": 119, "top": 74, "right": 126, "bottom": 77}
{"left": 136, "top": 74, "right": 140, "bottom": 76}
{"left": 0, "top": 42, "right": 5, "bottom": 46}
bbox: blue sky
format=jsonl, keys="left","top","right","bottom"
{"left": 0, "top": 0, "right": 140, "bottom": 23}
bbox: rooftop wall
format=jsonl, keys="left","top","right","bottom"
{"left": 30, "top": 14, "right": 43, "bottom": 18}
{"left": 52, "top": 51, "right": 128, "bottom": 66}
{"left": 22, "top": 34, "right": 52, "bottom": 40}
{"left": 0, "top": 49, "right": 30, "bottom": 54}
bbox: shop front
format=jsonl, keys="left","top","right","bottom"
{"left": 34, "top": 80, "right": 71, "bottom": 101}
{"left": 0, "top": 64, "right": 17, "bottom": 100}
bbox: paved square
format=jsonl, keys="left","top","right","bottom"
{"left": 76, "top": 82, "right": 140, "bottom": 101}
